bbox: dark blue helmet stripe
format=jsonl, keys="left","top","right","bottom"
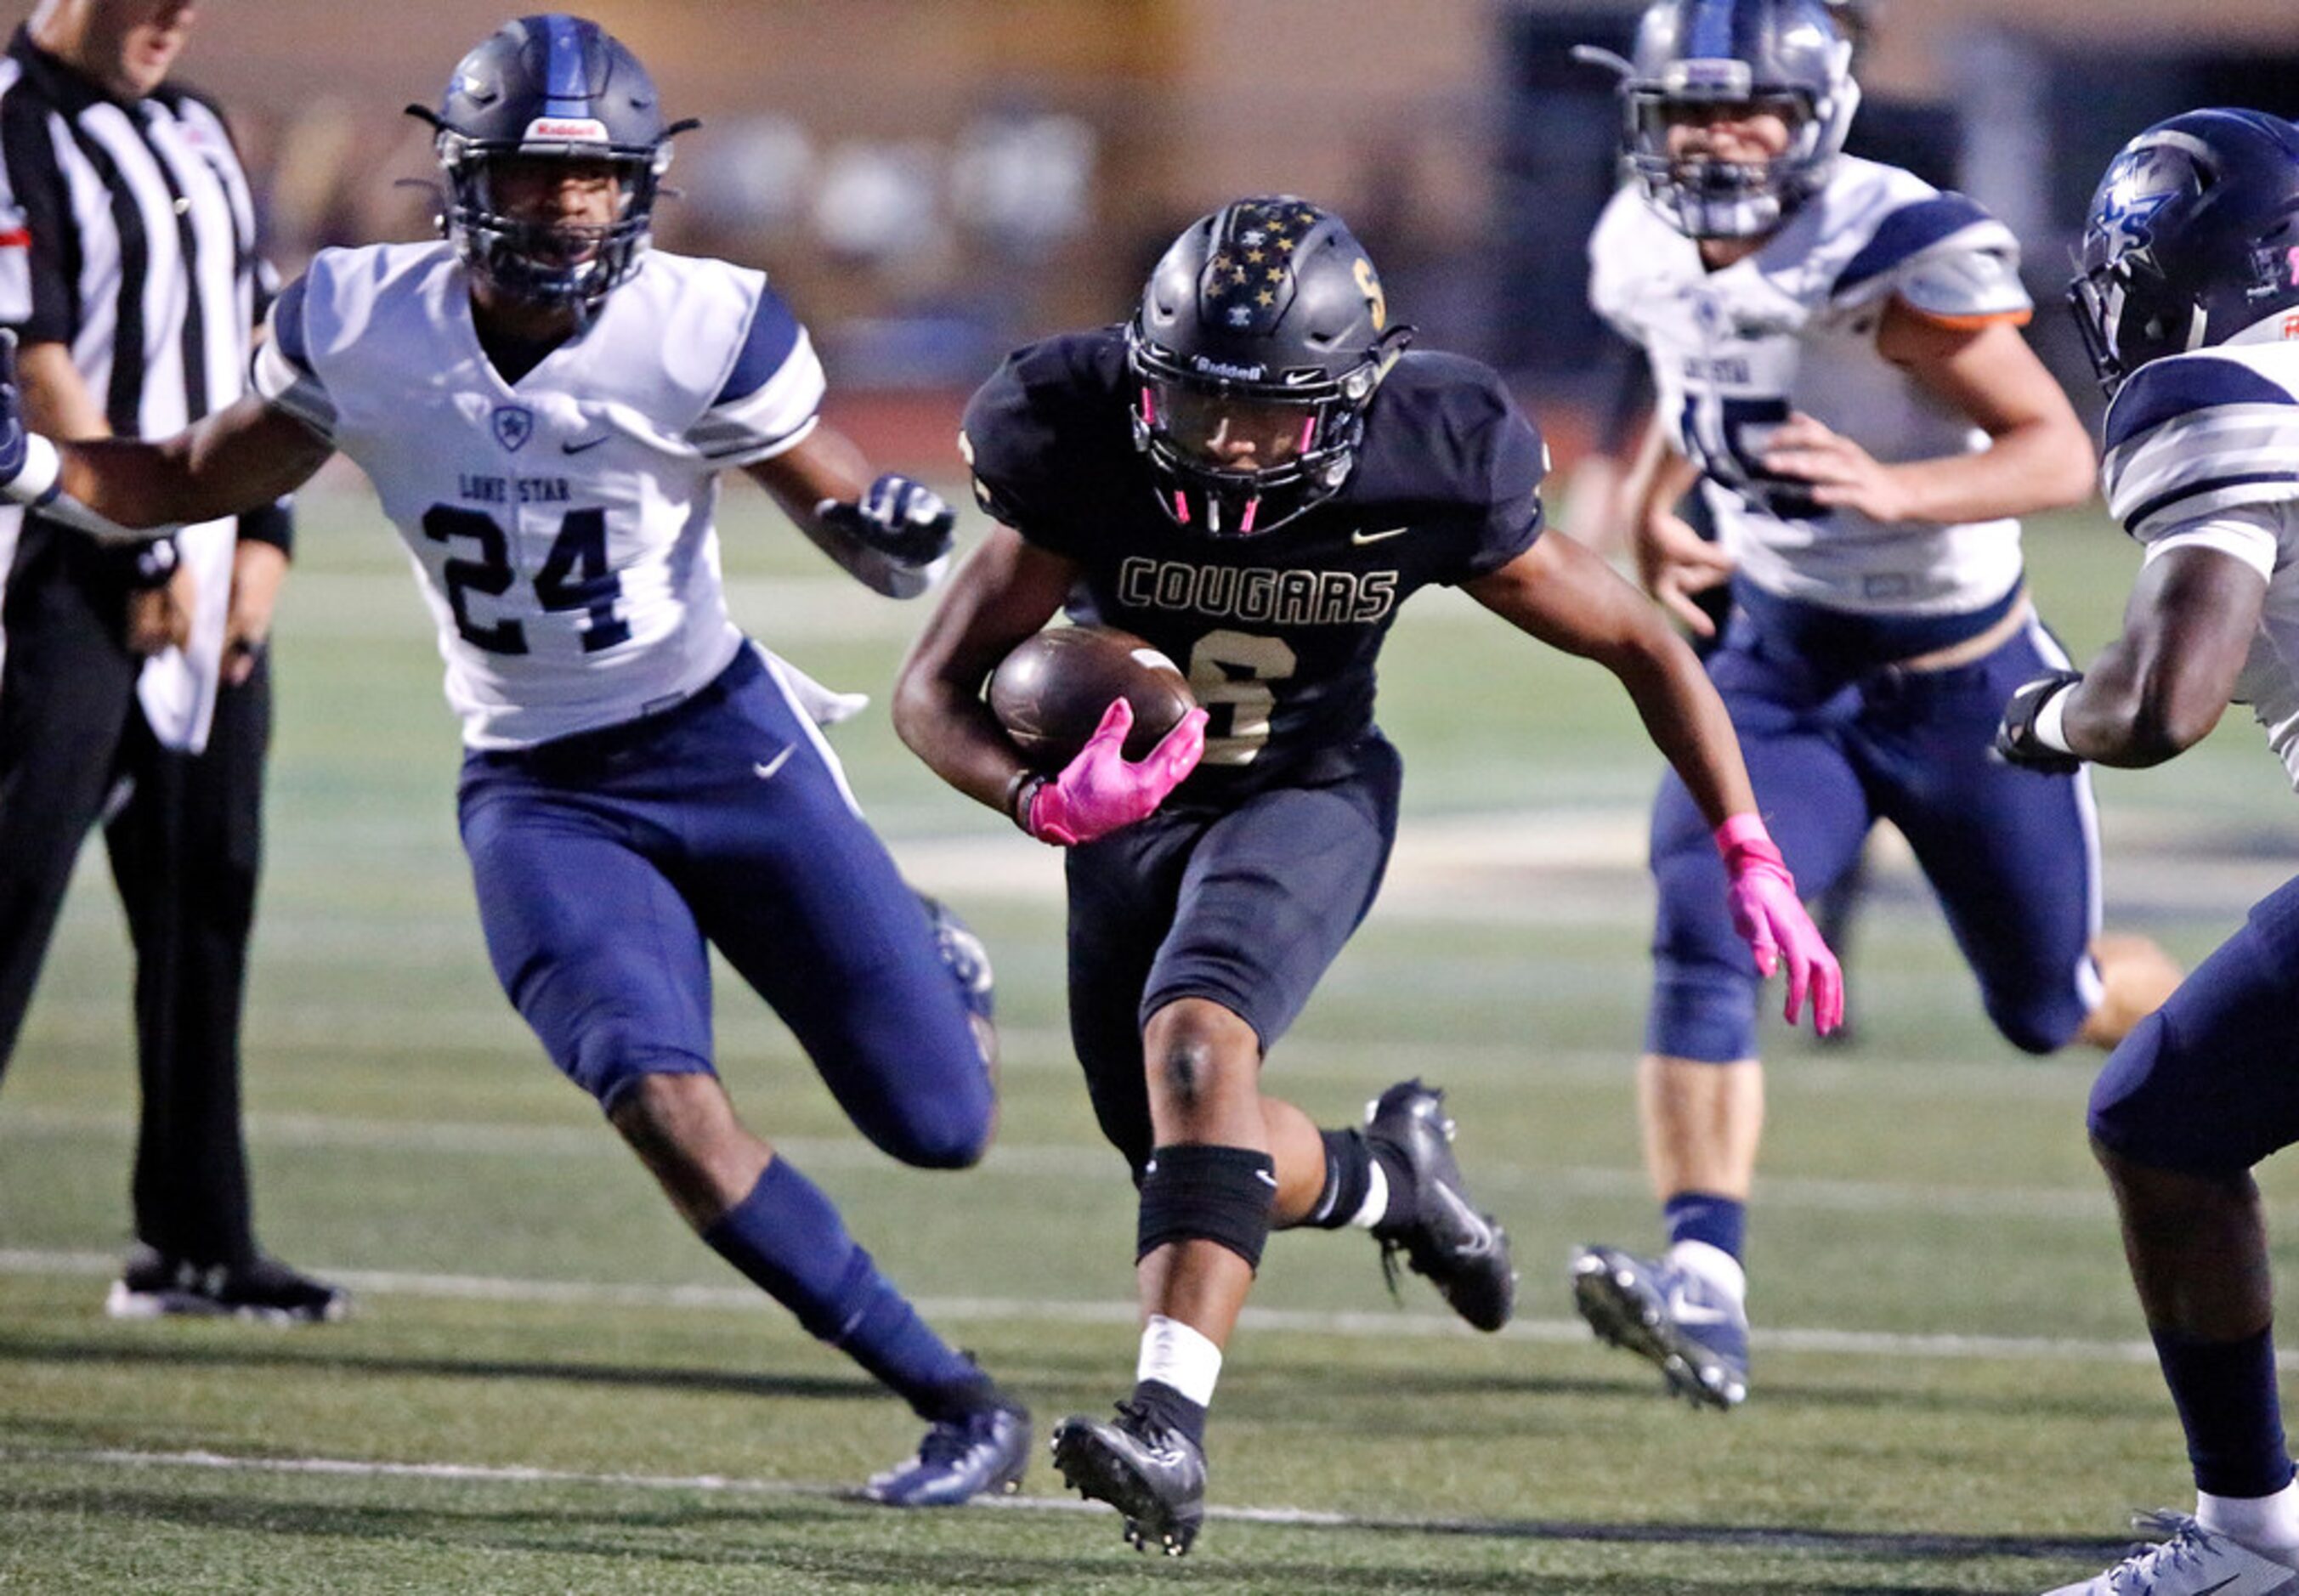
{"left": 1833, "top": 195, "right": 1993, "bottom": 297}
{"left": 540, "top": 14, "right": 594, "bottom": 120}
{"left": 1688, "top": 0, "right": 1738, "bottom": 58}
{"left": 2104, "top": 356, "right": 2299, "bottom": 454}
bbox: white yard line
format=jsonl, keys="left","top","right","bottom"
{"left": 0, "top": 1247, "right": 2184, "bottom": 1367}
{"left": 0, "top": 1443, "right": 2132, "bottom": 1559}
{"left": 0, "top": 1106, "right": 2138, "bottom": 1219}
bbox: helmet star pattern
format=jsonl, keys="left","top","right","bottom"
{"left": 1198, "top": 201, "right": 1323, "bottom": 340}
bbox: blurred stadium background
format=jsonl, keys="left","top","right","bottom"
{"left": 8, "top": 3, "right": 2299, "bottom": 1593}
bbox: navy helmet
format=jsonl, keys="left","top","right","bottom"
{"left": 409, "top": 14, "right": 694, "bottom": 317}
{"left": 2070, "top": 109, "right": 2299, "bottom": 393}
{"left": 1616, "top": 0, "right": 1860, "bottom": 240}
{"left": 1126, "top": 196, "right": 1411, "bottom": 536}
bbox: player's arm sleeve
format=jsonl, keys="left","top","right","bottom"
{"left": 2101, "top": 356, "right": 2299, "bottom": 541}
{"left": 1831, "top": 193, "right": 2032, "bottom": 329}
{"left": 1445, "top": 367, "right": 1549, "bottom": 581}
{"left": 684, "top": 284, "right": 824, "bottom": 467}
{"left": 2141, "top": 502, "right": 2284, "bottom": 580}
{"left": 249, "top": 272, "right": 338, "bottom": 443}
{"left": 1584, "top": 187, "right": 1647, "bottom": 342}
{"left": 957, "top": 350, "right": 1079, "bottom": 559}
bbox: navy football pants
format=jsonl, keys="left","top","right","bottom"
{"left": 1648, "top": 613, "right": 2102, "bottom": 1061}
{"left": 457, "top": 646, "right": 992, "bottom": 1168}
{"left": 2091, "top": 874, "right": 2299, "bottom": 1175}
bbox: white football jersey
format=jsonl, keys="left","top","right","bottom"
{"left": 1589, "top": 156, "right": 2034, "bottom": 616}
{"left": 2100, "top": 335, "right": 2299, "bottom": 789}
{"left": 253, "top": 242, "right": 824, "bottom": 748}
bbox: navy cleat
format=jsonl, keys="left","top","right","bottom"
{"left": 1365, "top": 1079, "right": 1516, "bottom": 1332}
{"left": 919, "top": 892, "right": 998, "bottom": 1074}
{"left": 1050, "top": 1402, "right": 1207, "bottom": 1556}
{"left": 1570, "top": 1243, "right": 1748, "bottom": 1409}
{"left": 2043, "top": 1510, "right": 2299, "bottom": 1594}
{"left": 105, "top": 1245, "right": 349, "bottom": 1326}
{"left": 862, "top": 1399, "right": 1031, "bottom": 1507}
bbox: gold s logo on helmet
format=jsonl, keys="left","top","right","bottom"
{"left": 1353, "top": 258, "right": 1386, "bottom": 331}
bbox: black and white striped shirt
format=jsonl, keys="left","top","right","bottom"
{"left": 0, "top": 26, "right": 286, "bottom": 748}
{"left": 0, "top": 25, "right": 262, "bottom": 438}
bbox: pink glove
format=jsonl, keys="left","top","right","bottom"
{"left": 1024, "top": 698, "right": 1209, "bottom": 846}
{"left": 1714, "top": 814, "right": 1844, "bottom": 1035}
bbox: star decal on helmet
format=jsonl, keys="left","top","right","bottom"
{"left": 2093, "top": 176, "right": 2176, "bottom": 260}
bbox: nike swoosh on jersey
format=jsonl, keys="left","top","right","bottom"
{"left": 1351, "top": 525, "right": 1411, "bottom": 546}
{"left": 562, "top": 433, "right": 613, "bottom": 455}
{"left": 753, "top": 746, "right": 796, "bottom": 780}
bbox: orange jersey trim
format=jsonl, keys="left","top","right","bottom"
{"left": 1893, "top": 302, "right": 2033, "bottom": 333}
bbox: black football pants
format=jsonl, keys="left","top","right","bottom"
{"left": 0, "top": 520, "right": 265, "bottom": 1266}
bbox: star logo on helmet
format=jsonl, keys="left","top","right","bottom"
{"left": 2094, "top": 181, "right": 2174, "bottom": 260}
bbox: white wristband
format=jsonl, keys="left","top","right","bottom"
{"left": 2031, "top": 682, "right": 2076, "bottom": 755}
{"left": 3, "top": 431, "right": 59, "bottom": 507}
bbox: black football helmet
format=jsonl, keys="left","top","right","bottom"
{"left": 409, "top": 14, "right": 694, "bottom": 318}
{"left": 1126, "top": 196, "right": 1411, "bottom": 536}
{"left": 1616, "top": 0, "right": 1859, "bottom": 240}
{"left": 2069, "top": 109, "right": 2299, "bottom": 394}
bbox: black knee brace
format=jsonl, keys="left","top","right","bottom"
{"left": 1135, "top": 1143, "right": 1277, "bottom": 1270}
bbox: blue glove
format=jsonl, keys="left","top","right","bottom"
{"left": 1995, "top": 670, "right": 2084, "bottom": 774}
{"left": 816, "top": 473, "right": 955, "bottom": 568}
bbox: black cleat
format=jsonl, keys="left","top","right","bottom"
{"left": 861, "top": 1399, "right": 1032, "bottom": 1506}
{"left": 1365, "top": 1079, "right": 1516, "bottom": 1331}
{"left": 105, "top": 1246, "right": 349, "bottom": 1326}
{"left": 1050, "top": 1402, "right": 1206, "bottom": 1556}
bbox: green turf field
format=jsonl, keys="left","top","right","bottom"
{"left": 3, "top": 482, "right": 2294, "bottom": 1593}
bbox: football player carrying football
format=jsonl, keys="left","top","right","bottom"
{"left": 2002, "top": 110, "right": 2299, "bottom": 1596}
{"left": 1568, "top": 0, "right": 2181, "bottom": 1412}
{"left": 0, "top": 14, "right": 1031, "bottom": 1507}
{"left": 892, "top": 194, "right": 1843, "bottom": 1554}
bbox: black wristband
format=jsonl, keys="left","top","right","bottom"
{"left": 1004, "top": 771, "right": 1046, "bottom": 832}
{"left": 236, "top": 498, "right": 295, "bottom": 559}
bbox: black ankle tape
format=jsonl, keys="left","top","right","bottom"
{"left": 1136, "top": 1144, "right": 1277, "bottom": 1269}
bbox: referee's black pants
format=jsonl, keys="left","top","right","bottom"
{"left": 0, "top": 518, "right": 263, "bottom": 1267}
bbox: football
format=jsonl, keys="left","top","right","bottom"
{"left": 988, "top": 625, "right": 1197, "bottom": 771}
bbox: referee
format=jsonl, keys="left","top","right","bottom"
{"left": 0, "top": 0, "right": 342, "bottom": 1322}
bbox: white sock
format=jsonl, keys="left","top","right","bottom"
{"left": 2199, "top": 1477, "right": 2299, "bottom": 1563}
{"left": 1348, "top": 1162, "right": 1390, "bottom": 1230}
{"left": 1665, "top": 1239, "right": 1747, "bottom": 1304}
{"left": 1136, "top": 1314, "right": 1223, "bottom": 1407}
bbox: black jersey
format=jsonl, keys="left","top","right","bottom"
{"left": 960, "top": 328, "right": 1546, "bottom": 795}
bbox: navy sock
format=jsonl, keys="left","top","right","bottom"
{"left": 703, "top": 1158, "right": 994, "bottom": 1422}
{"left": 2154, "top": 1322, "right": 2297, "bottom": 1500}
{"left": 1130, "top": 1378, "right": 1208, "bottom": 1452}
{"left": 1305, "top": 1128, "right": 1374, "bottom": 1229}
{"left": 1663, "top": 1191, "right": 1746, "bottom": 1262}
